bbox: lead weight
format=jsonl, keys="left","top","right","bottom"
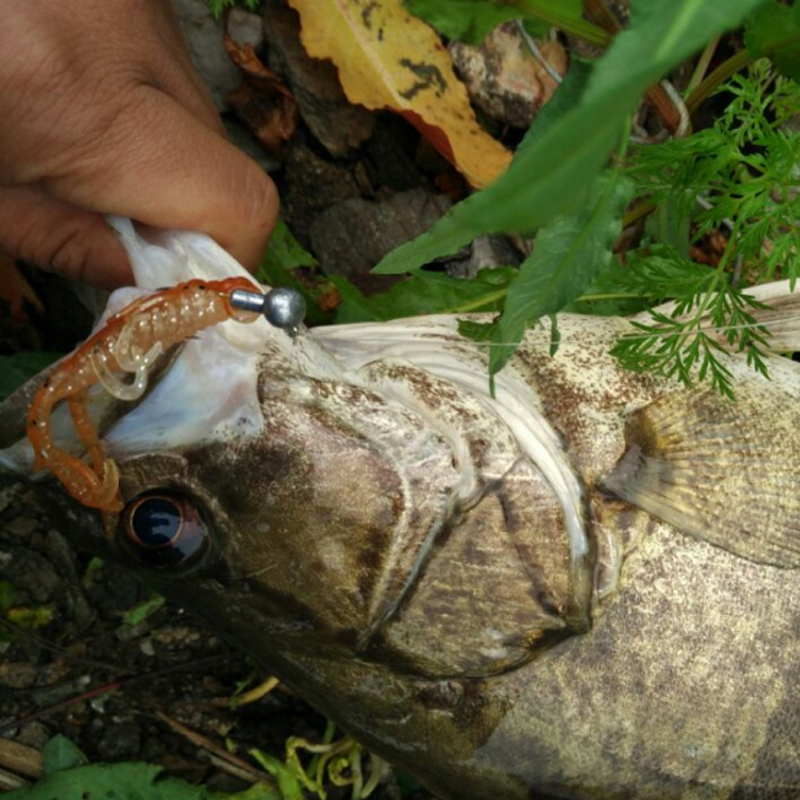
{"left": 264, "top": 287, "right": 306, "bottom": 333}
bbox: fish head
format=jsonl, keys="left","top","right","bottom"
{"left": 0, "top": 219, "right": 593, "bottom": 686}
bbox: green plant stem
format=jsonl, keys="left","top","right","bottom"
{"left": 576, "top": 292, "right": 643, "bottom": 302}
{"left": 685, "top": 36, "right": 720, "bottom": 97}
{"left": 686, "top": 49, "right": 753, "bottom": 114}
{"left": 451, "top": 290, "right": 648, "bottom": 315}
{"left": 448, "top": 289, "right": 509, "bottom": 313}
{"left": 678, "top": 221, "right": 740, "bottom": 337}
{"left": 519, "top": 1, "right": 611, "bottom": 45}
{"left": 622, "top": 201, "right": 656, "bottom": 228}
{"left": 687, "top": 32, "right": 800, "bottom": 114}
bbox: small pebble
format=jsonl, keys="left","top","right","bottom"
{"left": 5, "top": 516, "right": 39, "bottom": 538}
{"left": 0, "top": 662, "right": 38, "bottom": 690}
{"left": 0, "top": 482, "right": 23, "bottom": 515}
{"left": 16, "top": 722, "right": 50, "bottom": 750}
{"left": 97, "top": 721, "right": 142, "bottom": 761}
{"left": 150, "top": 625, "right": 202, "bottom": 650}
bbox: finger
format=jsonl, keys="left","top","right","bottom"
{"left": 0, "top": 185, "right": 132, "bottom": 288}
{"left": 34, "top": 85, "right": 279, "bottom": 272}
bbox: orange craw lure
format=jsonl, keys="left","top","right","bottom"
{"left": 26, "top": 278, "right": 262, "bottom": 513}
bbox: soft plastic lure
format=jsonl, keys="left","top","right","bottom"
{"left": 26, "top": 278, "right": 265, "bottom": 512}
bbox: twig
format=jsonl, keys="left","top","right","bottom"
{"left": 0, "top": 653, "right": 236, "bottom": 737}
{"left": 0, "top": 765, "right": 30, "bottom": 792}
{"left": 516, "top": 20, "right": 563, "bottom": 84}
{"left": 234, "top": 675, "right": 280, "bottom": 706}
{"left": 155, "top": 711, "right": 276, "bottom": 788}
{"left": 0, "top": 617, "right": 125, "bottom": 674}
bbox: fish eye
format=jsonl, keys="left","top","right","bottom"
{"left": 118, "top": 491, "right": 209, "bottom": 570}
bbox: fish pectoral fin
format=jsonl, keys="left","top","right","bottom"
{"left": 601, "top": 385, "right": 800, "bottom": 569}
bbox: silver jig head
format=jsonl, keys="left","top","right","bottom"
{"left": 229, "top": 287, "right": 307, "bottom": 336}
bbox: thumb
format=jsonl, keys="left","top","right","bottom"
{"left": 27, "top": 85, "right": 279, "bottom": 280}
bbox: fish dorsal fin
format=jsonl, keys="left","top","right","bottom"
{"left": 602, "top": 384, "right": 800, "bottom": 568}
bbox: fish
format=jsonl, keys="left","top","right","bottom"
{"left": 2, "top": 217, "right": 800, "bottom": 800}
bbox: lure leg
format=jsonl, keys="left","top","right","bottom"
{"left": 67, "top": 394, "right": 122, "bottom": 512}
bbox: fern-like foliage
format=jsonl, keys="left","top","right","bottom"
{"left": 610, "top": 252, "right": 772, "bottom": 399}
{"left": 614, "top": 60, "right": 800, "bottom": 395}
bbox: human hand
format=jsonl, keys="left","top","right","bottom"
{"left": 0, "top": 0, "right": 279, "bottom": 289}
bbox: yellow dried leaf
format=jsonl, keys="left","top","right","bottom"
{"left": 286, "top": 0, "right": 512, "bottom": 188}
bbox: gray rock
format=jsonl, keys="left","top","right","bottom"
{"left": 4, "top": 516, "right": 38, "bottom": 539}
{"left": 0, "top": 482, "right": 22, "bottom": 516}
{"left": 30, "top": 675, "right": 91, "bottom": 707}
{"left": 223, "top": 117, "right": 282, "bottom": 173}
{"left": 446, "top": 235, "right": 521, "bottom": 279}
{"left": 0, "top": 662, "right": 37, "bottom": 690}
{"left": 44, "top": 529, "right": 93, "bottom": 629}
{"left": 150, "top": 624, "right": 203, "bottom": 650}
{"left": 227, "top": 8, "right": 263, "bottom": 49}
{"left": 282, "top": 143, "right": 362, "bottom": 244}
{"left": 449, "top": 24, "right": 567, "bottom": 129}
{"left": 310, "top": 188, "right": 452, "bottom": 281}
{"left": 97, "top": 721, "right": 142, "bottom": 761}
{"left": 1, "top": 548, "right": 60, "bottom": 604}
{"left": 15, "top": 722, "right": 51, "bottom": 750}
{"left": 174, "top": 0, "right": 241, "bottom": 112}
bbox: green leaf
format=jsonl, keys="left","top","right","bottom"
{"left": 250, "top": 751, "right": 305, "bottom": 800}
{"left": 42, "top": 736, "right": 88, "bottom": 775}
{"left": 374, "top": 0, "right": 768, "bottom": 277}
{"left": 645, "top": 195, "right": 691, "bottom": 258}
{"left": 255, "top": 220, "right": 335, "bottom": 327}
{"left": 0, "top": 352, "right": 63, "bottom": 402}
{"left": 404, "top": 0, "right": 521, "bottom": 43}
{"left": 745, "top": 1, "right": 800, "bottom": 81}
{"left": 403, "top": 0, "right": 583, "bottom": 44}
{"left": 7, "top": 604, "right": 56, "bottom": 630}
{"left": 513, "top": 58, "right": 594, "bottom": 162}
{"left": 121, "top": 593, "right": 165, "bottom": 626}
{"left": 332, "top": 267, "right": 518, "bottom": 323}
{"left": 5, "top": 762, "right": 280, "bottom": 800}
{"left": 489, "top": 173, "right": 632, "bottom": 377}
{"left": 257, "top": 220, "right": 317, "bottom": 275}
{"left": 457, "top": 318, "right": 497, "bottom": 341}
{"left": 0, "top": 580, "right": 14, "bottom": 612}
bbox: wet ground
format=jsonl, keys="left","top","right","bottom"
{"left": 0, "top": 472, "right": 413, "bottom": 798}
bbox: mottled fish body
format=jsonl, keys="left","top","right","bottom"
{"left": 2, "top": 220, "right": 800, "bottom": 799}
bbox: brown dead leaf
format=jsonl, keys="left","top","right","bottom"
{"left": 224, "top": 28, "right": 298, "bottom": 154}
{"left": 286, "top": 0, "right": 512, "bottom": 188}
{"left": 0, "top": 256, "right": 42, "bottom": 319}
{"left": 317, "top": 285, "right": 342, "bottom": 312}
{"left": 0, "top": 738, "right": 43, "bottom": 781}
{"left": 0, "top": 255, "right": 43, "bottom": 349}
